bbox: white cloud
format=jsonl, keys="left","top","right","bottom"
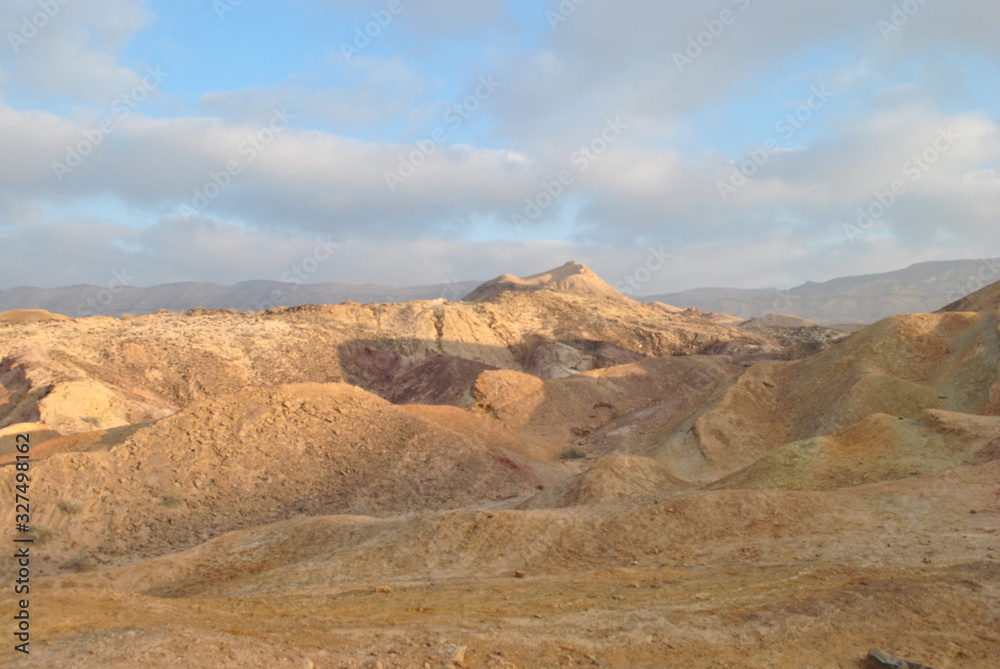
{"left": 1, "top": 0, "right": 1000, "bottom": 292}
{"left": 0, "top": 0, "right": 151, "bottom": 102}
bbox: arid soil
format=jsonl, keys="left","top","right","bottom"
{"left": 0, "top": 264, "right": 997, "bottom": 668}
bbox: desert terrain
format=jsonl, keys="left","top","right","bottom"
{"left": 0, "top": 262, "right": 997, "bottom": 668}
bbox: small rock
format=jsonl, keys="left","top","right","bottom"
{"left": 373, "top": 585, "right": 392, "bottom": 593}
{"left": 866, "top": 649, "right": 907, "bottom": 668}
{"left": 865, "top": 648, "right": 936, "bottom": 669}
{"left": 452, "top": 645, "right": 467, "bottom": 667}
{"left": 513, "top": 570, "right": 526, "bottom": 579}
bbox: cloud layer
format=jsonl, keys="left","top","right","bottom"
{"left": 0, "top": 0, "right": 998, "bottom": 293}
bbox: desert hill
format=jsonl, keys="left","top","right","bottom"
{"left": 1, "top": 270, "right": 998, "bottom": 667}
{"left": 0, "top": 285, "right": 785, "bottom": 435}
{"left": 0, "top": 309, "right": 69, "bottom": 323}
{"left": 461, "top": 260, "right": 636, "bottom": 303}
{"left": 10, "top": 382, "right": 555, "bottom": 571}
{"left": 641, "top": 310, "right": 1000, "bottom": 482}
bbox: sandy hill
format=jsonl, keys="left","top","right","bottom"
{"left": 712, "top": 409, "right": 1000, "bottom": 491}
{"left": 3, "top": 382, "right": 554, "bottom": 571}
{"left": 460, "top": 356, "right": 736, "bottom": 461}
{"left": 461, "top": 261, "right": 635, "bottom": 303}
{"left": 0, "top": 308, "right": 69, "bottom": 323}
{"left": 642, "top": 310, "right": 1000, "bottom": 482}
{"left": 0, "top": 274, "right": 998, "bottom": 667}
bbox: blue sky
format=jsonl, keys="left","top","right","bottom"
{"left": 1, "top": 0, "right": 998, "bottom": 293}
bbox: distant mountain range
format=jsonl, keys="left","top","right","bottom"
{"left": 642, "top": 259, "right": 999, "bottom": 323}
{"left": 0, "top": 279, "right": 481, "bottom": 318}
{"left": 1, "top": 258, "right": 996, "bottom": 322}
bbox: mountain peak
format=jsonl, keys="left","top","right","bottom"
{"left": 461, "top": 262, "right": 630, "bottom": 303}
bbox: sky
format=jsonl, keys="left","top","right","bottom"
{"left": 0, "top": 0, "right": 998, "bottom": 295}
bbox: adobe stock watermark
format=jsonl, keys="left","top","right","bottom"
{"left": 717, "top": 84, "right": 833, "bottom": 202}
{"left": 674, "top": 0, "right": 752, "bottom": 73}
{"left": 943, "top": 257, "right": 1000, "bottom": 305}
{"left": 76, "top": 268, "right": 135, "bottom": 318}
{"left": 52, "top": 66, "right": 168, "bottom": 182}
{"left": 340, "top": 0, "right": 409, "bottom": 61}
{"left": 878, "top": 0, "right": 932, "bottom": 40}
{"left": 213, "top": 0, "right": 246, "bottom": 21}
{"left": 180, "top": 107, "right": 295, "bottom": 222}
{"left": 384, "top": 75, "right": 501, "bottom": 192}
{"left": 844, "top": 126, "right": 960, "bottom": 243}
{"left": 761, "top": 288, "right": 799, "bottom": 317}
{"left": 547, "top": 0, "right": 587, "bottom": 30}
{"left": 614, "top": 246, "right": 672, "bottom": 297}
{"left": 7, "top": 0, "right": 73, "bottom": 53}
{"left": 439, "top": 276, "right": 469, "bottom": 302}
{"left": 252, "top": 236, "right": 340, "bottom": 311}
{"left": 511, "top": 116, "right": 628, "bottom": 231}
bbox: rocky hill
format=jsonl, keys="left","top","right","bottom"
{"left": 461, "top": 261, "right": 636, "bottom": 303}
{"left": 0, "top": 266, "right": 997, "bottom": 668}
{"left": 0, "top": 270, "right": 788, "bottom": 436}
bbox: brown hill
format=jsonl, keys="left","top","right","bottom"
{"left": 0, "top": 308, "right": 69, "bottom": 323}
{"left": 1, "top": 382, "right": 551, "bottom": 571}
{"left": 520, "top": 453, "right": 692, "bottom": 509}
{"left": 463, "top": 356, "right": 735, "bottom": 460}
{"left": 713, "top": 409, "right": 1000, "bottom": 491}
{"left": 645, "top": 311, "right": 1000, "bottom": 482}
{"left": 461, "top": 261, "right": 633, "bottom": 303}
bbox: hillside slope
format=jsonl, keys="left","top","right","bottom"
{"left": 0, "top": 291, "right": 779, "bottom": 434}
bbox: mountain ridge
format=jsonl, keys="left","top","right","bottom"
{"left": 1, "top": 257, "right": 996, "bottom": 323}
{"left": 643, "top": 258, "right": 999, "bottom": 322}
